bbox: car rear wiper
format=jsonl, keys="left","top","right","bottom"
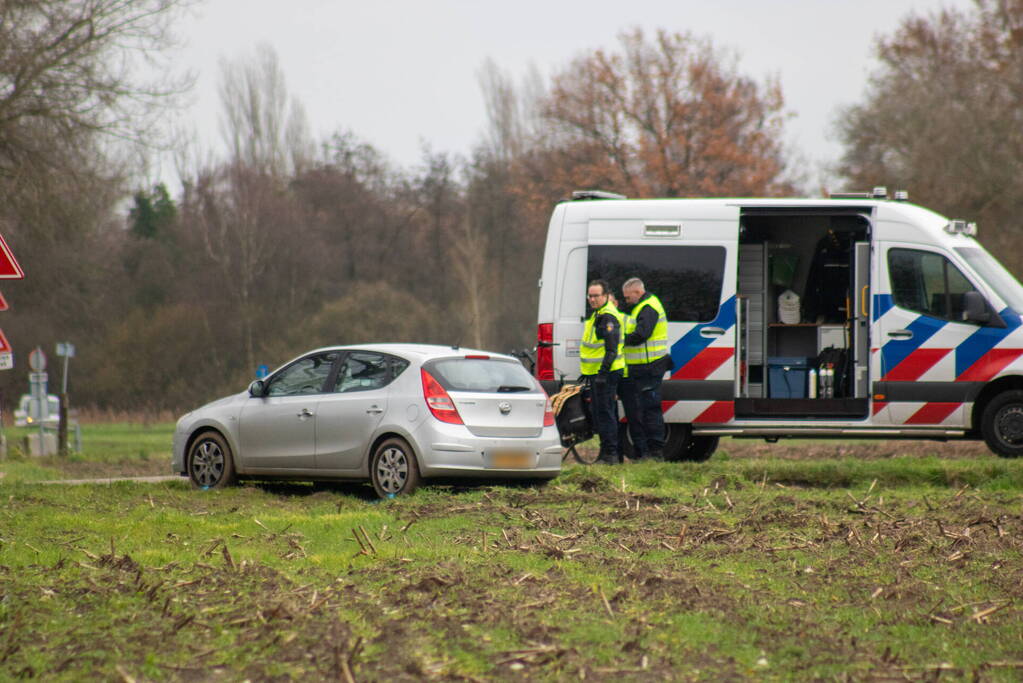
{"left": 497, "top": 385, "right": 532, "bottom": 392}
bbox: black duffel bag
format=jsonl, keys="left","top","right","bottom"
{"left": 553, "top": 383, "right": 593, "bottom": 447}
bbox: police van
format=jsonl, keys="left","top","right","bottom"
{"left": 535, "top": 189, "right": 1023, "bottom": 461}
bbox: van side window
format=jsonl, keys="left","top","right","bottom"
{"left": 888, "top": 249, "right": 974, "bottom": 322}
{"left": 587, "top": 245, "right": 725, "bottom": 322}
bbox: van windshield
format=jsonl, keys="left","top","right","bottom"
{"left": 954, "top": 247, "right": 1023, "bottom": 314}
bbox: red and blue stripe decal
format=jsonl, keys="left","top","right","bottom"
{"left": 954, "top": 309, "right": 1023, "bottom": 379}
{"left": 661, "top": 296, "right": 736, "bottom": 422}
{"left": 669, "top": 295, "right": 736, "bottom": 380}
{"left": 880, "top": 305, "right": 1022, "bottom": 382}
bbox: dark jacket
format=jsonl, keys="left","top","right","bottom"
{"left": 623, "top": 292, "right": 659, "bottom": 347}
{"left": 591, "top": 310, "right": 621, "bottom": 374}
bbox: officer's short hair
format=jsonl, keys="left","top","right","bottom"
{"left": 622, "top": 277, "right": 645, "bottom": 292}
{"left": 588, "top": 279, "right": 610, "bottom": 295}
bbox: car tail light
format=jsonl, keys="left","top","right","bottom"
{"left": 534, "top": 378, "right": 556, "bottom": 426}
{"left": 464, "top": 354, "right": 490, "bottom": 359}
{"left": 536, "top": 323, "right": 554, "bottom": 380}
{"left": 421, "top": 368, "right": 463, "bottom": 424}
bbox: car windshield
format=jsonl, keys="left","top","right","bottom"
{"left": 954, "top": 247, "right": 1023, "bottom": 313}
{"left": 427, "top": 358, "right": 536, "bottom": 393}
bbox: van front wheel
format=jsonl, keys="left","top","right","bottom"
{"left": 982, "top": 391, "right": 1023, "bottom": 458}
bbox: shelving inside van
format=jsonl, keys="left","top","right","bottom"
{"left": 735, "top": 209, "right": 871, "bottom": 418}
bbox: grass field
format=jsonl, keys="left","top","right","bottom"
{"left": 1, "top": 425, "right": 1021, "bottom": 680}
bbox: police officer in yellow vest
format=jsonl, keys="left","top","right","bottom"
{"left": 620, "top": 277, "right": 673, "bottom": 460}
{"left": 581, "top": 279, "right": 626, "bottom": 464}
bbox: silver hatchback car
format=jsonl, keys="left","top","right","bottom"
{"left": 172, "top": 344, "right": 563, "bottom": 496}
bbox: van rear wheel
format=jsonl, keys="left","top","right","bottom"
{"left": 662, "top": 424, "right": 691, "bottom": 462}
{"left": 663, "top": 425, "right": 718, "bottom": 462}
{"left": 982, "top": 390, "right": 1023, "bottom": 458}
{"left": 682, "top": 436, "right": 719, "bottom": 462}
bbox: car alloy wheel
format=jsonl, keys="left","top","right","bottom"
{"left": 376, "top": 446, "right": 408, "bottom": 494}
{"left": 370, "top": 437, "right": 421, "bottom": 497}
{"left": 188, "top": 432, "right": 237, "bottom": 489}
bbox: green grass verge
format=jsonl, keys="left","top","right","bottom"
{"left": 1, "top": 422, "right": 174, "bottom": 480}
{"left": 2, "top": 449, "right": 1021, "bottom": 680}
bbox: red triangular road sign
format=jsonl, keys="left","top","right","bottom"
{"left": 0, "top": 329, "right": 11, "bottom": 353}
{"left": 0, "top": 234, "right": 24, "bottom": 279}
{"left": 0, "top": 291, "right": 8, "bottom": 311}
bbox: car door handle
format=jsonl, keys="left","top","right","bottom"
{"left": 297, "top": 408, "right": 314, "bottom": 418}
{"left": 366, "top": 406, "right": 383, "bottom": 414}
{"left": 700, "top": 327, "right": 726, "bottom": 337}
{"left": 887, "top": 329, "right": 913, "bottom": 339}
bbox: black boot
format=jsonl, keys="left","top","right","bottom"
{"left": 597, "top": 446, "right": 619, "bottom": 465}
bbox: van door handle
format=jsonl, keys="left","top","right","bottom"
{"left": 700, "top": 327, "right": 726, "bottom": 337}
{"left": 297, "top": 408, "right": 314, "bottom": 419}
{"left": 887, "top": 329, "right": 913, "bottom": 339}
{"left": 366, "top": 406, "right": 383, "bottom": 414}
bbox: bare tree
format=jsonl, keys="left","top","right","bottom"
{"left": 218, "top": 43, "right": 313, "bottom": 177}
{"left": 477, "top": 59, "right": 546, "bottom": 164}
{"left": 0, "top": 0, "right": 192, "bottom": 189}
{"left": 836, "top": 0, "right": 1023, "bottom": 274}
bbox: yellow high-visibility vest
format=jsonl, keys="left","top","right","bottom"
{"left": 623, "top": 294, "right": 669, "bottom": 365}
{"left": 580, "top": 301, "right": 625, "bottom": 375}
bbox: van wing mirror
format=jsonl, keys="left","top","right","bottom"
{"left": 248, "top": 379, "right": 267, "bottom": 397}
{"left": 962, "top": 291, "right": 1005, "bottom": 327}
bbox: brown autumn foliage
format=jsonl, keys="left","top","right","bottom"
{"left": 521, "top": 28, "right": 793, "bottom": 203}
{"left": 837, "top": 0, "right": 1023, "bottom": 275}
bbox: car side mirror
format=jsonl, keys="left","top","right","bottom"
{"left": 962, "top": 290, "right": 1004, "bottom": 327}
{"left": 248, "top": 380, "right": 267, "bottom": 398}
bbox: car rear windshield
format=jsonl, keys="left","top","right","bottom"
{"left": 426, "top": 358, "right": 537, "bottom": 393}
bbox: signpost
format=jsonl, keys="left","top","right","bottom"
{"left": 28, "top": 347, "right": 50, "bottom": 455}
{"left": 55, "top": 342, "right": 74, "bottom": 457}
{"left": 0, "top": 328, "right": 12, "bottom": 370}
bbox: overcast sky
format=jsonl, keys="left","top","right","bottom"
{"left": 170, "top": 0, "right": 972, "bottom": 189}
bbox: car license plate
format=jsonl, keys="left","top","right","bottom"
{"left": 490, "top": 450, "right": 532, "bottom": 469}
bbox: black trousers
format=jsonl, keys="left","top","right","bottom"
{"left": 588, "top": 369, "right": 622, "bottom": 461}
{"left": 620, "top": 362, "right": 666, "bottom": 456}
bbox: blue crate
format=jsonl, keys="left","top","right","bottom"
{"left": 768, "top": 357, "right": 809, "bottom": 399}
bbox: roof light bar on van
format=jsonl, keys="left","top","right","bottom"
{"left": 944, "top": 220, "right": 978, "bottom": 236}
{"left": 872, "top": 186, "right": 888, "bottom": 199}
{"left": 829, "top": 191, "right": 872, "bottom": 199}
{"left": 893, "top": 190, "right": 909, "bottom": 201}
{"left": 571, "top": 190, "right": 626, "bottom": 201}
